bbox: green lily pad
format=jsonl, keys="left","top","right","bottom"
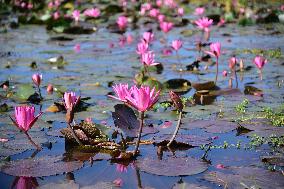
{"left": 14, "top": 84, "right": 34, "bottom": 100}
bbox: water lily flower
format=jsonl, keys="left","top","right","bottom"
{"left": 27, "top": 3, "right": 33, "bottom": 9}
{"left": 205, "top": 42, "right": 221, "bottom": 84}
{"left": 254, "top": 55, "right": 267, "bottom": 80}
{"left": 113, "top": 178, "right": 123, "bottom": 187}
{"left": 142, "top": 2, "right": 152, "bottom": 11}
{"left": 117, "top": 16, "right": 128, "bottom": 30}
{"left": 254, "top": 55, "right": 267, "bottom": 70}
{"left": 136, "top": 40, "right": 149, "bottom": 55}
{"left": 116, "top": 164, "right": 128, "bottom": 173}
{"left": 164, "top": 0, "right": 177, "bottom": 8}
{"left": 216, "top": 164, "right": 226, "bottom": 169}
{"left": 32, "top": 73, "right": 42, "bottom": 87}
{"left": 194, "top": 7, "right": 205, "bottom": 15}
{"left": 84, "top": 8, "right": 100, "bottom": 18}
{"left": 121, "top": 85, "right": 160, "bottom": 156}
{"left": 141, "top": 51, "right": 159, "bottom": 66}
{"left": 72, "top": 10, "right": 80, "bottom": 22}
{"left": 127, "top": 34, "right": 133, "bottom": 44}
{"left": 108, "top": 83, "right": 130, "bottom": 102}
{"left": 229, "top": 56, "right": 237, "bottom": 70}
{"left": 195, "top": 17, "right": 213, "bottom": 32}
{"left": 47, "top": 84, "right": 53, "bottom": 94}
{"left": 143, "top": 32, "right": 154, "bottom": 44}
{"left": 149, "top": 8, "right": 160, "bottom": 18}
{"left": 222, "top": 70, "right": 228, "bottom": 77}
{"left": 63, "top": 92, "right": 80, "bottom": 110}
{"left": 156, "top": 0, "right": 163, "bottom": 7}
{"left": 177, "top": 7, "right": 184, "bottom": 16}
{"left": 158, "top": 14, "right": 165, "bottom": 22}
{"left": 159, "top": 21, "right": 173, "bottom": 33}
{"left": 205, "top": 42, "right": 221, "bottom": 58}
{"left": 217, "top": 18, "right": 226, "bottom": 27}
{"left": 10, "top": 106, "right": 43, "bottom": 150}
{"left": 74, "top": 43, "right": 81, "bottom": 53}
{"left": 171, "top": 40, "right": 183, "bottom": 51}
{"left": 162, "top": 48, "right": 172, "bottom": 56}
{"left": 126, "top": 85, "right": 160, "bottom": 112}
{"left": 53, "top": 11, "right": 60, "bottom": 20}
{"left": 12, "top": 177, "right": 38, "bottom": 189}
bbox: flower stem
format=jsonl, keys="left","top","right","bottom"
{"left": 135, "top": 167, "right": 142, "bottom": 189}
{"left": 24, "top": 132, "right": 42, "bottom": 151}
{"left": 167, "top": 111, "right": 183, "bottom": 147}
{"left": 259, "top": 69, "right": 263, "bottom": 81}
{"left": 176, "top": 51, "right": 182, "bottom": 72}
{"left": 67, "top": 123, "right": 83, "bottom": 145}
{"left": 37, "top": 86, "right": 42, "bottom": 99}
{"left": 234, "top": 69, "right": 238, "bottom": 88}
{"left": 134, "top": 111, "right": 144, "bottom": 156}
{"left": 214, "top": 57, "right": 219, "bottom": 85}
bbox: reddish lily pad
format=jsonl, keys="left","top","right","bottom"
{"left": 204, "top": 166, "right": 284, "bottom": 189}
{"left": 0, "top": 156, "right": 83, "bottom": 177}
{"left": 183, "top": 120, "right": 238, "bottom": 133}
{"left": 136, "top": 157, "right": 208, "bottom": 176}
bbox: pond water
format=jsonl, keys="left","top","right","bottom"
{"left": 0, "top": 1, "right": 284, "bottom": 189}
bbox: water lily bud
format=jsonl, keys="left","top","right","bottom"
{"left": 65, "top": 107, "right": 74, "bottom": 124}
{"left": 47, "top": 84, "right": 53, "bottom": 94}
{"left": 239, "top": 59, "right": 244, "bottom": 71}
{"left": 32, "top": 73, "right": 42, "bottom": 87}
{"left": 169, "top": 91, "right": 183, "bottom": 111}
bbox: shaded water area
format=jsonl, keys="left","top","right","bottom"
{"left": 0, "top": 1, "right": 284, "bottom": 189}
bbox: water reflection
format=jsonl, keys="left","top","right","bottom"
{"left": 11, "top": 177, "right": 38, "bottom": 189}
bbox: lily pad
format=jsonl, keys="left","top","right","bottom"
{"left": 0, "top": 155, "right": 83, "bottom": 177}
{"left": 163, "top": 79, "right": 191, "bottom": 94}
{"left": 183, "top": 120, "right": 238, "bottom": 133}
{"left": 39, "top": 180, "right": 79, "bottom": 189}
{"left": 261, "top": 155, "right": 284, "bottom": 166}
{"left": 14, "top": 84, "right": 34, "bottom": 100}
{"left": 136, "top": 157, "right": 208, "bottom": 176}
{"left": 173, "top": 182, "right": 210, "bottom": 189}
{"left": 191, "top": 81, "right": 216, "bottom": 91}
{"left": 204, "top": 166, "right": 284, "bottom": 189}
{"left": 81, "top": 181, "right": 120, "bottom": 189}
{"left": 154, "top": 134, "right": 212, "bottom": 147}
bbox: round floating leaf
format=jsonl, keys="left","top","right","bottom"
{"left": 204, "top": 166, "right": 284, "bottom": 189}
{"left": 0, "top": 145, "right": 27, "bottom": 157}
{"left": 14, "top": 84, "right": 34, "bottom": 100}
{"left": 191, "top": 81, "right": 216, "bottom": 91}
{"left": 4, "top": 132, "right": 48, "bottom": 150}
{"left": 136, "top": 157, "right": 208, "bottom": 176}
{"left": 183, "top": 120, "right": 238, "bottom": 133}
{"left": 39, "top": 180, "right": 79, "bottom": 189}
{"left": 81, "top": 181, "right": 120, "bottom": 189}
{"left": 0, "top": 155, "right": 83, "bottom": 177}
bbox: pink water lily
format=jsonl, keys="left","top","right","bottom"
{"left": 205, "top": 42, "right": 221, "bottom": 84}
{"left": 117, "top": 16, "right": 128, "bottom": 30}
{"left": 84, "top": 8, "right": 100, "bottom": 18}
{"left": 113, "top": 178, "right": 123, "bottom": 187}
{"left": 177, "top": 7, "right": 184, "bottom": 16}
{"left": 126, "top": 85, "right": 160, "bottom": 112}
{"left": 254, "top": 55, "right": 267, "bottom": 70}
{"left": 136, "top": 40, "right": 149, "bottom": 55}
{"left": 116, "top": 164, "right": 128, "bottom": 173}
{"left": 205, "top": 42, "right": 221, "bottom": 58}
{"left": 143, "top": 32, "right": 154, "bottom": 44}
{"left": 108, "top": 83, "right": 130, "bottom": 102}
{"left": 12, "top": 177, "right": 38, "bottom": 189}
{"left": 10, "top": 106, "right": 43, "bottom": 132}
{"left": 222, "top": 70, "right": 228, "bottom": 77}
{"left": 171, "top": 40, "right": 183, "bottom": 51}
{"left": 194, "top": 7, "right": 205, "bottom": 15}
{"left": 158, "top": 14, "right": 165, "bottom": 22}
{"left": 149, "top": 8, "right": 160, "bottom": 18}
{"left": 64, "top": 92, "right": 80, "bottom": 110}
{"left": 195, "top": 17, "right": 213, "bottom": 32}
{"left": 159, "top": 21, "right": 173, "bottom": 33}
{"left": 229, "top": 56, "right": 237, "bottom": 70}
{"left": 254, "top": 55, "right": 267, "bottom": 80}
{"left": 72, "top": 10, "right": 80, "bottom": 22}
{"left": 32, "top": 73, "right": 42, "bottom": 87}
{"left": 141, "top": 51, "right": 159, "bottom": 66}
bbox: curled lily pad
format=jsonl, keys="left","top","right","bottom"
{"left": 136, "top": 157, "right": 208, "bottom": 176}
{"left": 204, "top": 166, "right": 284, "bottom": 189}
{"left": 163, "top": 79, "right": 191, "bottom": 94}
{"left": 192, "top": 81, "right": 216, "bottom": 91}
{"left": 261, "top": 155, "right": 284, "bottom": 166}
{"left": 0, "top": 155, "right": 83, "bottom": 177}
{"left": 244, "top": 85, "right": 263, "bottom": 97}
